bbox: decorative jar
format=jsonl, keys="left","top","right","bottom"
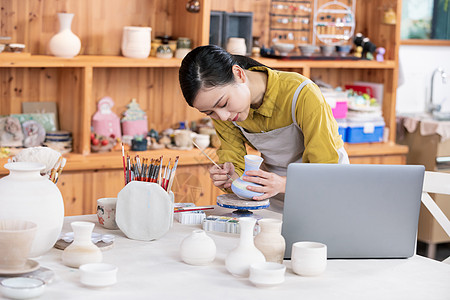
{"left": 254, "top": 218, "right": 286, "bottom": 264}
{"left": 231, "top": 155, "right": 264, "bottom": 199}
{"left": 48, "top": 13, "right": 81, "bottom": 58}
{"left": 0, "top": 162, "right": 64, "bottom": 257}
{"left": 180, "top": 230, "right": 216, "bottom": 265}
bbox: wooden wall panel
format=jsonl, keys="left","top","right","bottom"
{"left": 92, "top": 67, "right": 204, "bottom": 132}
{"left": 0, "top": 0, "right": 178, "bottom": 55}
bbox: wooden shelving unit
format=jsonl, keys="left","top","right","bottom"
{"left": 0, "top": 0, "right": 407, "bottom": 216}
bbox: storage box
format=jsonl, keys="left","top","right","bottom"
{"left": 346, "top": 119, "right": 385, "bottom": 143}
{"left": 322, "top": 91, "right": 348, "bottom": 119}
{"left": 336, "top": 119, "right": 348, "bottom": 142}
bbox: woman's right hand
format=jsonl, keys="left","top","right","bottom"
{"left": 209, "top": 162, "right": 236, "bottom": 189}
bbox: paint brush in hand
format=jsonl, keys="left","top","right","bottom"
{"left": 192, "top": 140, "right": 233, "bottom": 180}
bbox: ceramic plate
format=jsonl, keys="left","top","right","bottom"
{"left": 0, "top": 260, "right": 40, "bottom": 275}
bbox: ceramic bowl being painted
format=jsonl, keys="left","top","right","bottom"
{"left": 249, "top": 262, "right": 286, "bottom": 288}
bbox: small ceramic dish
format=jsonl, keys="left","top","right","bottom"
{"left": 79, "top": 263, "right": 118, "bottom": 288}
{"left": 249, "top": 262, "right": 286, "bottom": 288}
{"left": 7, "top": 43, "right": 25, "bottom": 53}
{"left": 0, "top": 277, "right": 46, "bottom": 299}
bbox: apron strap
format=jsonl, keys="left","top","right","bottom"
{"left": 291, "top": 79, "right": 313, "bottom": 127}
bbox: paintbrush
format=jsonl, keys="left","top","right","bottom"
{"left": 174, "top": 206, "right": 214, "bottom": 213}
{"left": 192, "top": 140, "right": 232, "bottom": 180}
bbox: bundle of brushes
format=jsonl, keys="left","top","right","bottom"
{"left": 123, "top": 147, "right": 179, "bottom": 194}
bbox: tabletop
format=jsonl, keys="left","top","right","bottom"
{"left": 6, "top": 207, "right": 450, "bottom": 300}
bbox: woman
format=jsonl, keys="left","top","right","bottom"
{"left": 179, "top": 45, "right": 348, "bottom": 207}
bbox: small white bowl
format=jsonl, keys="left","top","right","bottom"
{"left": 299, "top": 44, "right": 318, "bottom": 57}
{"left": 0, "top": 277, "right": 46, "bottom": 299}
{"left": 273, "top": 43, "right": 295, "bottom": 56}
{"left": 193, "top": 134, "right": 210, "bottom": 149}
{"left": 79, "top": 263, "right": 118, "bottom": 288}
{"left": 249, "top": 262, "right": 286, "bottom": 288}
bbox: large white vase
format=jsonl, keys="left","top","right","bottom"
{"left": 0, "top": 162, "right": 64, "bottom": 257}
{"left": 48, "top": 13, "right": 81, "bottom": 58}
{"left": 225, "top": 217, "right": 265, "bottom": 277}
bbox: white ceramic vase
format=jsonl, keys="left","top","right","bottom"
{"left": 62, "top": 222, "right": 102, "bottom": 268}
{"left": 48, "top": 13, "right": 81, "bottom": 58}
{"left": 180, "top": 230, "right": 216, "bottom": 265}
{"left": 254, "top": 218, "right": 286, "bottom": 264}
{"left": 0, "top": 162, "right": 64, "bottom": 257}
{"left": 226, "top": 37, "right": 247, "bottom": 56}
{"left": 225, "top": 217, "right": 265, "bottom": 277}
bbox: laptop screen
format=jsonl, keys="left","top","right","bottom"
{"left": 282, "top": 163, "right": 425, "bottom": 259}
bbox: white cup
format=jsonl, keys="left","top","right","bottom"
{"left": 97, "top": 198, "right": 118, "bottom": 230}
{"left": 291, "top": 241, "right": 327, "bottom": 276}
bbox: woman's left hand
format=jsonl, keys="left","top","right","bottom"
{"left": 241, "top": 169, "right": 286, "bottom": 200}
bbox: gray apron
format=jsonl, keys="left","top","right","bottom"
{"left": 232, "top": 80, "right": 349, "bottom": 212}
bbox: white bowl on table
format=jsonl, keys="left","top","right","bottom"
{"left": 79, "top": 263, "right": 118, "bottom": 288}
{"left": 0, "top": 277, "right": 46, "bottom": 299}
{"left": 249, "top": 262, "right": 286, "bottom": 288}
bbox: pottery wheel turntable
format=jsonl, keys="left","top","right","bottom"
{"left": 216, "top": 194, "right": 270, "bottom": 218}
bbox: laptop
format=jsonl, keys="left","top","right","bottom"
{"left": 282, "top": 163, "right": 425, "bottom": 259}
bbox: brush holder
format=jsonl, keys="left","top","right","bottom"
{"left": 231, "top": 155, "right": 264, "bottom": 199}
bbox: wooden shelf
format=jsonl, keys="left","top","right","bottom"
{"left": 0, "top": 54, "right": 395, "bottom": 70}
{"left": 0, "top": 55, "right": 183, "bottom": 68}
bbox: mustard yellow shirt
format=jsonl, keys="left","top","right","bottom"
{"left": 213, "top": 66, "right": 343, "bottom": 176}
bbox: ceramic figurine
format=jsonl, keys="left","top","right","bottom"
{"left": 376, "top": 47, "right": 385, "bottom": 62}
{"left": 121, "top": 98, "right": 148, "bottom": 137}
{"left": 0, "top": 162, "right": 64, "bottom": 257}
{"left": 48, "top": 13, "right": 81, "bottom": 58}
{"left": 254, "top": 219, "right": 286, "bottom": 264}
{"left": 0, "top": 117, "right": 24, "bottom": 147}
{"left": 225, "top": 217, "right": 266, "bottom": 277}
{"left": 231, "top": 155, "right": 264, "bottom": 199}
{"left": 354, "top": 46, "right": 363, "bottom": 58}
{"left": 92, "top": 97, "right": 122, "bottom": 139}
{"left": 62, "top": 221, "right": 103, "bottom": 268}
{"left": 180, "top": 229, "right": 216, "bottom": 265}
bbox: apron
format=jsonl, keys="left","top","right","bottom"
{"left": 232, "top": 80, "right": 349, "bottom": 212}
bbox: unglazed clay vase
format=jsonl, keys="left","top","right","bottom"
{"left": 225, "top": 217, "right": 265, "bottom": 277}
{"left": 180, "top": 230, "right": 216, "bottom": 265}
{"left": 48, "top": 13, "right": 81, "bottom": 58}
{"left": 254, "top": 219, "right": 286, "bottom": 264}
{"left": 62, "top": 222, "right": 102, "bottom": 268}
{"left": 0, "top": 162, "right": 64, "bottom": 257}
{"left": 231, "top": 155, "right": 264, "bottom": 199}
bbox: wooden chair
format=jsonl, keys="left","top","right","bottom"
{"left": 421, "top": 171, "right": 450, "bottom": 263}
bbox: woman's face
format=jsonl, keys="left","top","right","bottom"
{"left": 192, "top": 66, "right": 251, "bottom": 122}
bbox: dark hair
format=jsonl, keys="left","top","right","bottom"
{"left": 179, "top": 45, "right": 266, "bottom": 107}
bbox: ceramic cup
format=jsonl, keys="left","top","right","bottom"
{"left": 291, "top": 241, "right": 327, "bottom": 276}
{"left": 174, "top": 130, "right": 193, "bottom": 148}
{"left": 193, "top": 134, "right": 210, "bottom": 149}
{"left": 97, "top": 198, "right": 119, "bottom": 230}
{"left": 0, "top": 220, "right": 37, "bottom": 271}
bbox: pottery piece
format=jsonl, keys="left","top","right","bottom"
{"left": 121, "top": 26, "right": 151, "bottom": 59}
{"left": 249, "top": 262, "right": 286, "bottom": 288}
{"left": 62, "top": 221, "right": 103, "bottom": 268}
{"left": 48, "top": 13, "right": 81, "bottom": 58}
{"left": 273, "top": 43, "right": 295, "bottom": 56}
{"left": 96, "top": 198, "right": 118, "bottom": 230}
{"left": 225, "top": 217, "right": 266, "bottom": 277}
{"left": 156, "top": 44, "right": 173, "bottom": 59}
{"left": 121, "top": 98, "right": 148, "bottom": 137}
{"left": 254, "top": 218, "right": 286, "bottom": 264}
{"left": 231, "top": 155, "right": 264, "bottom": 199}
{"left": 180, "top": 229, "right": 216, "bottom": 265}
{"left": 116, "top": 181, "right": 174, "bottom": 241}
{"left": 226, "top": 37, "right": 247, "bottom": 56}
{"left": 92, "top": 97, "right": 122, "bottom": 139}
{"left": 0, "top": 277, "right": 46, "bottom": 299}
{"left": 299, "top": 44, "right": 317, "bottom": 57}
{"left": 0, "top": 162, "right": 64, "bottom": 257}
{"left": 291, "top": 241, "right": 327, "bottom": 276}
{"left": 79, "top": 263, "right": 118, "bottom": 287}
{"left": 0, "top": 220, "right": 37, "bottom": 271}
{"left": 193, "top": 133, "right": 210, "bottom": 149}
{"left": 173, "top": 129, "right": 193, "bottom": 148}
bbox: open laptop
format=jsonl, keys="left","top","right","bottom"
{"left": 282, "top": 163, "right": 425, "bottom": 259}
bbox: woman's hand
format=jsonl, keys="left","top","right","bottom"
{"left": 241, "top": 169, "right": 286, "bottom": 200}
{"left": 209, "top": 162, "right": 237, "bottom": 189}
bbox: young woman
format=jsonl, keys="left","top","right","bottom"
{"left": 179, "top": 45, "right": 348, "bottom": 208}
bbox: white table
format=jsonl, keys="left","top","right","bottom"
{"left": 25, "top": 208, "right": 450, "bottom": 300}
